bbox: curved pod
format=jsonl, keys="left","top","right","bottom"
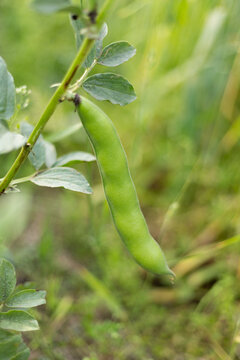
{"left": 77, "top": 96, "right": 173, "bottom": 277}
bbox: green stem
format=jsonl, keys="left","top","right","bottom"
{"left": 69, "top": 59, "right": 97, "bottom": 92}
{"left": 0, "top": 0, "right": 114, "bottom": 195}
{"left": 11, "top": 174, "right": 36, "bottom": 185}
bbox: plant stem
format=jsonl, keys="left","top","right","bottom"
{"left": 11, "top": 174, "right": 36, "bottom": 185}
{"left": 69, "top": 59, "right": 97, "bottom": 92}
{"left": 0, "top": 0, "right": 114, "bottom": 195}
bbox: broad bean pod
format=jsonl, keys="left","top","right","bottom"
{"left": 77, "top": 96, "right": 173, "bottom": 277}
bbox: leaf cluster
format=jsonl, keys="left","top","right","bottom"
{"left": 0, "top": 258, "right": 46, "bottom": 359}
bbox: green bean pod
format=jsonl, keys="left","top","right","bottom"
{"left": 77, "top": 96, "right": 174, "bottom": 277}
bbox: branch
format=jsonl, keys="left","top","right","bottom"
{"left": 0, "top": 0, "right": 114, "bottom": 194}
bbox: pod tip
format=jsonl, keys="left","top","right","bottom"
{"left": 165, "top": 267, "right": 176, "bottom": 284}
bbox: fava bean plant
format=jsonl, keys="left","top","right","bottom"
{"left": 0, "top": 0, "right": 173, "bottom": 357}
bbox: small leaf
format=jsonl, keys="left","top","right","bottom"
{"left": 0, "top": 57, "right": 15, "bottom": 120}
{"left": 0, "top": 330, "right": 30, "bottom": 360}
{"left": 20, "top": 123, "right": 45, "bottom": 170}
{"left": 12, "top": 347, "right": 30, "bottom": 360}
{"left": 83, "top": 23, "right": 108, "bottom": 68}
{"left": 0, "top": 123, "right": 26, "bottom": 155}
{"left": 53, "top": 151, "right": 95, "bottom": 167}
{"left": 0, "top": 310, "right": 39, "bottom": 332}
{"left": 98, "top": 41, "right": 136, "bottom": 67}
{"left": 6, "top": 290, "right": 46, "bottom": 309}
{"left": 31, "top": 167, "right": 92, "bottom": 194}
{"left": 5, "top": 186, "right": 21, "bottom": 194}
{"left": 32, "top": 0, "right": 81, "bottom": 14}
{"left": 43, "top": 140, "right": 57, "bottom": 168}
{"left": 20, "top": 123, "right": 57, "bottom": 169}
{"left": 95, "top": 23, "right": 108, "bottom": 58}
{"left": 83, "top": 73, "right": 136, "bottom": 106}
{"left": 0, "top": 259, "right": 16, "bottom": 303}
{"left": 70, "top": 16, "right": 85, "bottom": 50}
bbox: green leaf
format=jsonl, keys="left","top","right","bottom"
{"left": 0, "top": 259, "right": 16, "bottom": 303}
{"left": 20, "top": 123, "right": 45, "bottom": 170}
{"left": 83, "top": 73, "right": 136, "bottom": 106}
{"left": 70, "top": 15, "right": 85, "bottom": 50}
{"left": 0, "top": 311, "right": 39, "bottom": 332}
{"left": 95, "top": 23, "right": 108, "bottom": 58}
{"left": 32, "top": 0, "right": 81, "bottom": 14}
{"left": 11, "top": 347, "right": 30, "bottom": 360}
{"left": 31, "top": 167, "right": 92, "bottom": 194}
{"left": 53, "top": 151, "right": 95, "bottom": 167}
{"left": 0, "top": 331, "right": 22, "bottom": 360}
{"left": 0, "top": 330, "right": 30, "bottom": 360}
{"left": 43, "top": 140, "right": 57, "bottom": 168}
{"left": 6, "top": 290, "right": 46, "bottom": 309}
{"left": 11, "top": 348, "right": 30, "bottom": 360}
{"left": 0, "top": 57, "right": 15, "bottom": 120}
{"left": 0, "top": 123, "right": 26, "bottom": 155}
{"left": 5, "top": 186, "right": 20, "bottom": 194}
{"left": 98, "top": 41, "right": 136, "bottom": 67}
{"left": 20, "top": 123, "right": 57, "bottom": 169}
{"left": 83, "top": 23, "right": 108, "bottom": 68}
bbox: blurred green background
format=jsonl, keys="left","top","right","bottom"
{"left": 1, "top": 0, "right": 240, "bottom": 359}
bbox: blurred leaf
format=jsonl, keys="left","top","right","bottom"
{"left": 83, "top": 23, "right": 108, "bottom": 68}
{"left": 20, "top": 123, "right": 57, "bottom": 169}
{"left": 6, "top": 290, "right": 46, "bottom": 309}
{"left": 83, "top": 73, "right": 136, "bottom": 105}
{"left": 32, "top": 0, "right": 81, "bottom": 15}
{"left": 20, "top": 122, "right": 45, "bottom": 170}
{"left": 43, "top": 140, "right": 57, "bottom": 168}
{"left": 0, "top": 57, "right": 15, "bottom": 120}
{"left": 11, "top": 348, "right": 30, "bottom": 360}
{"left": 0, "top": 259, "right": 16, "bottom": 303}
{"left": 0, "top": 125, "right": 26, "bottom": 155}
{"left": 95, "top": 23, "right": 108, "bottom": 58}
{"left": 70, "top": 15, "right": 85, "bottom": 50}
{"left": 4, "top": 186, "right": 21, "bottom": 194}
{"left": 0, "top": 311, "right": 39, "bottom": 332}
{"left": 98, "top": 41, "right": 136, "bottom": 67}
{"left": 45, "top": 123, "right": 82, "bottom": 143}
{"left": 31, "top": 167, "right": 92, "bottom": 194}
{"left": 53, "top": 151, "right": 95, "bottom": 167}
{"left": 0, "top": 330, "right": 30, "bottom": 360}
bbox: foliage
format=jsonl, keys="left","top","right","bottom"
{"left": 0, "top": 258, "right": 46, "bottom": 359}
{"left": 1, "top": 0, "right": 240, "bottom": 358}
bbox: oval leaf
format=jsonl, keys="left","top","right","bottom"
{"left": 0, "top": 311, "right": 39, "bottom": 332}
{"left": 20, "top": 123, "right": 45, "bottom": 170}
{"left": 70, "top": 16, "right": 85, "bottom": 50}
{"left": 53, "top": 151, "right": 95, "bottom": 167}
{"left": 0, "top": 259, "right": 16, "bottom": 303}
{"left": 32, "top": 0, "right": 81, "bottom": 14}
{"left": 83, "top": 23, "right": 108, "bottom": 68}
{"left": 6, "top": 290, "right": 46, "bottom": 309}
{"left": 31, "top": 167, "right": 92, "bottom": 194}
{"left": 83, "top": 73, "right": 136, "bottom": 106}
{"left": 0, "top": 330, "right": 30, "bottom": 360}
{"left": 20, "top": 123, "right": 57, "bottom": 170}
{"left": 98, "top": 41, "right": 136, "bottom": 67}
{"left": 0, "top": 57, "right": 15, "bottom": 120}
{"left": 12, "top": 347, "right": 30, "bottom": 360}
{"left": 0, "top": 127, "right": 26, "bottom": 155}
{"left": 43, "top": 140, "right": 57, "bottom": 168}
